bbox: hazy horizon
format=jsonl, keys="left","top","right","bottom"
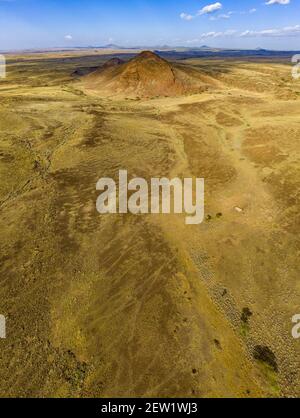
{"left": 1, "top": 44, "right": 300, "bottom": 53}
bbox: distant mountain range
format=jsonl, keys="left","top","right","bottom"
{"left": 2, "top": 44, "right": 300, "bottom": 56}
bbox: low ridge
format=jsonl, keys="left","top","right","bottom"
{"left": 102, "top": 57, "right": 125, "bottom": 69}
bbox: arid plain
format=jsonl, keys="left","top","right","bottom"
{"left": 0, "top": 49, "right": 299, "bottom": 398}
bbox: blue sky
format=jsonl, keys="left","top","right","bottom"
{"left": 0, "top": 0, "right": 299, "bottom": 50}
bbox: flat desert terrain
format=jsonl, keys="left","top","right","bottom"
{"left": 0, "top": 50, "right": 299, "bottom": 397}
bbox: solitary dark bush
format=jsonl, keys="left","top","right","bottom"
{"left": 253, "top": 345, "right": 278, "bottom": 372}
{"left": 241, "top": 307, "right": 253, "bottom": 324}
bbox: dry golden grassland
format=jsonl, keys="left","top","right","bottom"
{"left": 0, "top": 51, "right": 299, "bottom": 397}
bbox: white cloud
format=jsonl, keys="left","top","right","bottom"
{"left": 180, "top": 2, "right": 222, "bottom": 21}
{"left": 64, "top": 34, "right": 72, "bottom": 40}
{"left": 199, "top": 30, "right": 237, "bottom": 39}
{"left": 181, "top": 5, "right": 258, "bottom": 22}
{"left": 210, "top": 11, "right": 234, "bottom": 20}
{"left": 195, "top": 25, "right": 300, "bottom": 40}
{"left": 197, "top": 2, "right": 222, "bottom": 16}
{"left": 240, "top": 25, "right": 300, "bottom": 37}
{"left": 180, "top": 12, "right": 194, "bottom": 21}
{"left": 265, "top": 0, "right": 290, "bottom": 5}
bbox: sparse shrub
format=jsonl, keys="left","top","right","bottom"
{"left": 241, "top": 307, "right": 253, "bottom": 324}
{"left": 253, "top": 345, "right": 278, "bottom": 372}
{"left": 214, "top": 339, "right": 222, "bottom": 350}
